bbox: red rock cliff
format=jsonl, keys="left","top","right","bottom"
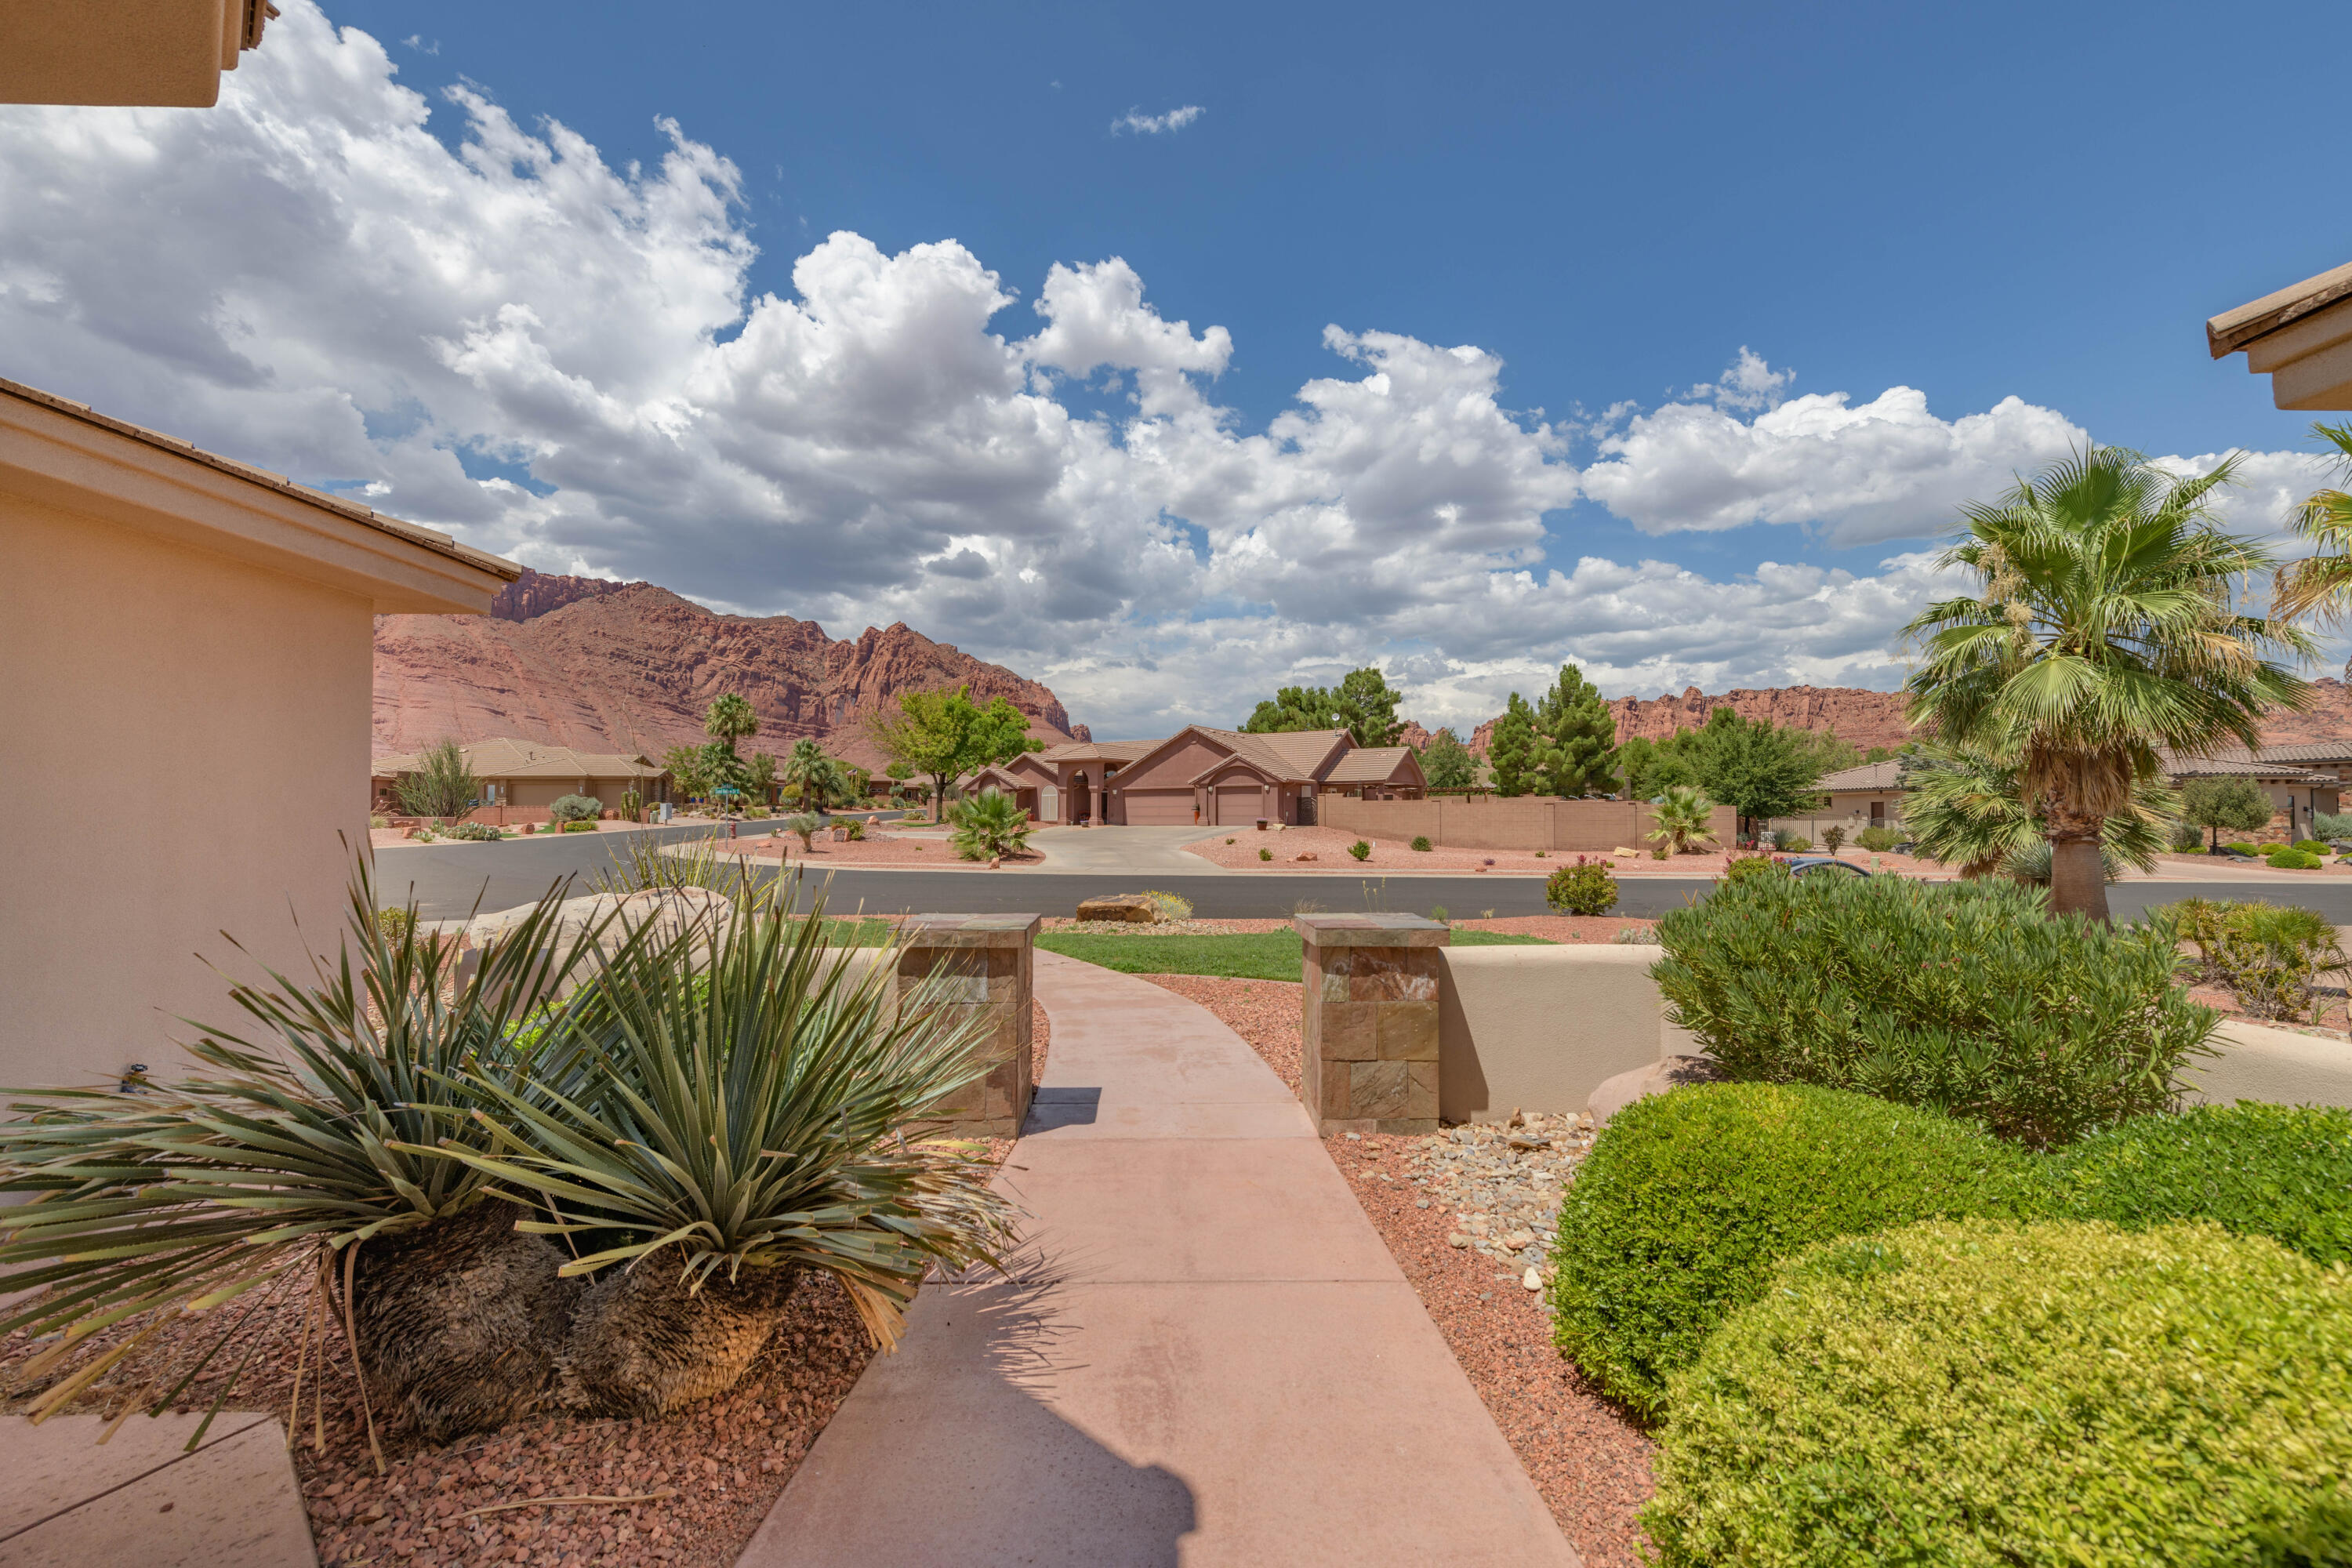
{"left": 375, "top": 575, "right": 1078, "bottom": 770}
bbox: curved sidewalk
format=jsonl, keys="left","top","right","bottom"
{"left": 739, "top": 951, "right": 1578, "bottom": 1567}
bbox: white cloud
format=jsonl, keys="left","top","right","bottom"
{"left": 1110, "top": 104, "right": 1204, "bottom": 136}
{"left": 0, "top": 2, "right": 2325, "bottom": 741}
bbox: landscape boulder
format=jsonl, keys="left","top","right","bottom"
{"left": 1585, "top": 1054, "right": 1726, "bottom": 1128}
{"left": 1076, "top": 893, "right": 1159, "bottom": 924}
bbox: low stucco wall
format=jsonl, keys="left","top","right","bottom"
{"left": 1436, "top": 945, "right": 1697, "bottom": 1123}
{"left": 1322, "top": 795, "right": 1735, "bottom": 853}
{"left": 2190, "top": 1019, "right": 2352, "bottom": 1110}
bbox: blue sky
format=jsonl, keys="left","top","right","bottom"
{"left": 5, "top": 1, "right": 2349, "bottom": 733}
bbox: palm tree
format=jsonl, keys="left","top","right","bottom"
{"left": 1642, "top": 785, "right": 1719, "bottom": 855}
{"left": 2271, "top": 422, "right": 2352, "bottom": 681}
{"left": 780, "top": 738, "right": 847, "bottom": 812}
{"left": 1900, "top": 742, "right": 2174, "bottom": 883}
{"left": 703, "top": 693, "right": 759, "bottom": 757}
{"left": 948, "top": 789, "right": 1033, "bottom": 862}
{"left": 746, "top": 750, "right": 779, "bottom": 809}
{"left": 1904, "top": 447, "right": 2314, "bottom": 921}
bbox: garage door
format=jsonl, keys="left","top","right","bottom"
{"left": 1120, "top": 787, "right": 1196, "bottom": 826}
{"left": 1214, "top": 782, "right": 1264, "bottom": 826}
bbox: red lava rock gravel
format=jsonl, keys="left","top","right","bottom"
{"left": 1167, "top": 982, "right": 1657, "bottom": 1566}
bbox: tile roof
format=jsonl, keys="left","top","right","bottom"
{"left": 1039, "top": 739, "right": 1165, "bottom": 763}
{"left": 2209, "top": 259, "right": 2352, "bottom": 358}
{"left": 1817, "top": 760, "right": 1904, "bottom": 792}
{"left": 373, "top": 738, "right": 666, "bottom": 780}
{"left": 2, "top": 376, "right": 519, "bottom": 581}
{"left": 1320, "top": 745, "right": 1416, "bottom": 784}
{"left": 2162, "top": 755, "right": 2340, "bottom": 785}
{"left": 1171, "top": 726, "right": 1349, "bottom": 783}
{"left": 2196, "top": 741, "right": 2352, "bottom": 766}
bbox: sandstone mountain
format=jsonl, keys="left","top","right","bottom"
{"left": 374, "top": 568, "right": 1084, "bottom": 771}
{"left": 1456, "top": 680, "right": 2352, "bottom": 757}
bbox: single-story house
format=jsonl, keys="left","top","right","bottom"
{"left": 963, "top": 751, "right": 1063, "bottom": 820}
{"left": 4, "top": 375, "right": 518, "bottom": 1085}
{"left": 1034, "top": 727, "right": 1427, "bottom": 827}
{"left": 1768, "top": 759, "right": 1907, "bottom": 841}
{"left": 372, "top": 737, "right": 670, "bottom": 822}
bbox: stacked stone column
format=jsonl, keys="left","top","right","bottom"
{"left": 1296, "top": 913, "right": 1450, "bottom": 1135}
{"left": 894, "top": 913, "right": 1040, "bottom": 1137}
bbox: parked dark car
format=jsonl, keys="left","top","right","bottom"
{"left": 1786, "top": 855, "right": 1870, "bottom": 879}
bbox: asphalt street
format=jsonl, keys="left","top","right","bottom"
{"left": 372, "top": 831, "right": 2352, "bottom": 924}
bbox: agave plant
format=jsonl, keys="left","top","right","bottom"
{"left": 948, "top": 789, "right": 1032, "bottom": 862}
{"left": 412, "top": 891, "right": 1017, "bottom": 1417}
{"left": 0, "top": 857, "right": 642, "bottom": 1444}
{"left": 1643, "top": 786, "right": 1719, "bottom": 855}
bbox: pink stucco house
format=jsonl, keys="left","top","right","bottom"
{"left": 967, "top": 726, "right": 1426, "bottom": 826}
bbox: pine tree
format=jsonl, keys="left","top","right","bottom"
{"left": 1532, "top": 663, "right": 1619, "bottom": 797}
{"left": 1487, "top": 694, "right": 1539, "bottom": 797}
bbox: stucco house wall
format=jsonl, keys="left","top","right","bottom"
{"left": 2, "top": 379, "right": 516, "bottom": 1087}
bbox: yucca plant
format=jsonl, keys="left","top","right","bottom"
{"left": 411, "top": 894, "right": 1018, "bottom": 1417}
{"left": 595, "top": 829, "right": 762, "bottom": 900}
{"left": 0, "top": 856, "right": 641, "bottom": 1445}
{"left": 948, "top": 789, "right": 1031, "bottom": 862}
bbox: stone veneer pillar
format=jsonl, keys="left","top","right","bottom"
{"left": 1295, "top": 913, "right": 1450, "bottom": 1135}
{"left": 895, "top": 913, "right": 1040, "bottom": 1137}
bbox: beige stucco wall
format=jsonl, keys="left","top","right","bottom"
{"left": 1435, "top": 946, "right": 1699, "bottom": 1123}
{"left": 2, "top": 497, "right": 375, "bottom": 1085}
{"left": 2190, "top": 1020, "right": 2352, "bottom": 1110}
{"left": 1323, "top": 795, "right": 1737, "bottom": 852}
{"left": 2, "top": 0, "right": 253, "bottom": 107}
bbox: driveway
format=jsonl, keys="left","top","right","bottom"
{"left": 1028, "top": 825, "right": 1233, "bottom": 874}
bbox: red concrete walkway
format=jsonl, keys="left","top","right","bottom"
{"left": 739, "top": 951, "right": 1578, "bottom": 1567}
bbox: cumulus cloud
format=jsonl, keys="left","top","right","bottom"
{"left": 1110, "top": 104, "right": 1204, "bottom": 136}
{"left": 0, "top": 2, "right": 2322, "bottom": 739}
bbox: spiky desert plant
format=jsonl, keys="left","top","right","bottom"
{"left": 947, "top": 789, "right": 1032, "bottom": 862}
{"left": 1643, "top": 786, "right": 1719, "bottom": 855}
{"left": 595, "top": 830, "right": 762, "bottom": 902}
{"left": 414, "top": 895, "right": 1018, "bottom": 1416}
{"left": 0, "top": 856, "right": 644, "bottom": 1445}
{"left": 1900, "top": 742, "right": 2173, "bottom": 883}
{"left": 393, "top": 739, "right": 478, "bottom": 822}
{"left": 782, "top": 811, "right": 822, "bottom": 851}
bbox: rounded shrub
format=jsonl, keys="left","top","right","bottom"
{"left": 2047, "top": 1102, "right": 2352, "bottom": 1266}
{"left": 1347, "top": 840, "right": 1371, "bottom": 862}
{"left": 1543, "top": 856, "right": 1617, "bottom": 916}
{"left": 1854, "top": 825, "right": 1900, "bottom": 852}
{"left": 2295, "top": 838, "right": 2331, "bottom": 855}
{"left": 1548, "top": 1083, "right": 2036, "bottom": 1419}
{"left": 1642, "top": 1219, "right": 2352, "bottom": 1567}
{"left": 2267, "top": 848, "right": 2324, "bottom": 870}
{"left": 1257, "top": 847, "right": 1272, "bottom": 862}
{"left": 561, "top": 819, "right": 596, "bottom": 833}
{"left": 1410, "top": 835, "right": 1432, "bottom": 852}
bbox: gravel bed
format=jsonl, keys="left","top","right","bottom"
{"left": 1165, "top": 982, "right": 1656, "bottom": 1565}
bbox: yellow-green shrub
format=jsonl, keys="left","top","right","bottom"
{"left": 1644, "top": 1220, "right": 2352, "bottom": 1567}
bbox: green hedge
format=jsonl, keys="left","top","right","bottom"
{"left": 1652, "top": 871, "right": 2216, "bottom": 1146}
{"left": 2047, "top": 1102, "right": 2352, "bottom": 1267}
{"left": 1643, "top": 1219, "right": 2352, "bottom": 1568}
{"left": 1547, "top": 1082, "right": 2036, "bottom": 1420}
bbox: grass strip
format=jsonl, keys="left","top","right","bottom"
{"left": 1034, "top": 927, "right": 1551, "bottom": 981}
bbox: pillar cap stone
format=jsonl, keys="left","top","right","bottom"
{"left": 899, "top": 913, "right": 1042, "bottom": 946}
{"left": 1294, "top": 913, "right": 1451, "bottom": 947}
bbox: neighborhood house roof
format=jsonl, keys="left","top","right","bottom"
{"left": 2207, "top": 260, "right": 2352, "bottom": 358}
{"left": 2161, "top": 755, "right": 2340, "bottom": 786}
{"left": 373, "top": 738, "right": 666, "bottom": 780}
{"left": 1320, "top": 745, "right": 1417, "bottom": 784}
{"left": 1816, "top": 760, "right": 1904, "bottom": 793}
{"left": 1176, "top": 727, "right": 1349, "bottom": 784}
{"left": 1039, "top": 739, "right": 1163, "bottom": 764}
{"left": 2197, "top": 741, "right": 2352, "bottom": 767}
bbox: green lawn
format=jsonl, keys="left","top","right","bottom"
{"left": 1033, "top": 927, "right": 1552, "bottom": 981}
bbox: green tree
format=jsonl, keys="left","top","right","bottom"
{"left": 662, "top": 744, "right": 711, "bottom": 802}
{"left": 1486, "top": 694, "right": 1540, "bottom": 797}
{"left": 1616, "top": 735, "right": 1700, "bottom": 801}
{"left": 2270, "top": 422, "right": 2352, "bottom": 681}
{"left": 1682, "top": 709, "right": 1822, "bottom": 837}
{"left": 746, "top": 751, "right": 779, "bottom": 809}
{"left": 779, "top": 738, "right": 851, "bottom": 812}
{"left": 394, "top": 740, "right": 479, "bottom": 821}
{"left": 1420, "top": 728, "right": 1477, "bottom": 790}
{"left": 1531, "top": 662, "right": 1620, "bottom": 797}
{"left": 1241, "top": 667, "right": 1406, "bottom": 748}
{"left": 699, "top": 740, "right": 750, "bottom": 808}
{"left": 703, "top": 693, "right": 759, "bottom": 757}
{"left": 1906, "top": 446, "right": 2313, "bottom": 920}
{"left": 2180, "top": 776, "right": 2278, "bottom": 852}
{"left": 866, "top": 687, "right": 1043, "bottom": 822}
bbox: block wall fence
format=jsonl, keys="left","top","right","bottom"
{"left": 1316, "top": 796, "right": 1737, "bottom": 852}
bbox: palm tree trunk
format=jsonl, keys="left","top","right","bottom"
{"left": 2045, "top": 804, "right": 2109, "bottom": 923}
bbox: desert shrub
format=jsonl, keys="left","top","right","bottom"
{"left": 1719, "top": 851, "right": 1784, "bottom": 884}
{"left": 1642, "top": 1219, "right": 2352, "bottom": 1568}
{"left": 1769, "top": 829, "right": 1812, "bottom": 852}
{"left": 1534, "top": 848, "right": 1548, "bottom": 858}
{"left": 1550, "top": 1083, "right": 2036, "bottom": 1419}
{"left": 1348, "top": 840, "right": 1372, "bottom": 862}
{"left": 1854, "top": 825, "right": 1899, "bottom": 852}
{"left": 548, "top": 793, "right": 604, "bottom": 825}
{"left": 1612, "top": 924, "right": 1660, "bottom": 945}
{"left": 1544, "top": 856, "right": 1617, "bottom": 916}
{"left": 394, "top": 739, "right": 479, "bottom": 821}
{"left": 745, "top": 805, "right": 770, "bottom": 820}
{"left": 1410, "top": 835, "right": 1432, "bottom": 852}
{"left": 2164, "top": 898, "right": 2344, "bottom": 1023}
{"left": 2314, "top": 810, "right": 2352, "bottom": 840}
{"left": 1653, "top": 871, "right": 2216, "bottom": 1146}
{"left": 2226, "top": 840, "right": 2263, "bottom": 855}
{"left": 561, "top": 819, "right": 596, "bottom": 833}
{"left": 782, "top": 811, "right": 822, "bottom": 850}
{"left": 2170, "top": 820, "right": 2207, "bottom": 852}
{"left": 2295, "top": 838, "right": 2330, "bottom": 855}
{"left": 1819, "top": 824, "right": 1846, "bottom": 854}
{"left": 2046, "top": 1102, "right": 2352, "bottom": 1266}
{"left": 447, "top": 821, "right": 503, "bottom": 841}
{"left": 369, "top": 814, "right": 390, "bottom": 830}
{"left": 948, "top": 789, "right": 1032, "bottom": 861}
{"left": 844, "top": 818, "right": 866, "bottom": 841}
{"left": 1142, "top": 890, "right": 1193, "bottom": 922}
{"left": 1225, "top": 837, "right": 1236, "bottom": 845}
{"left": 1428, "top": 904, "right": 1450, "bottom": 922}
{"left": 2267, "top": 847, "right": 2325, "bottom": 870}
{"left": 376, "top": 906, "right": 415, "bottom": 942}
{"left": 1649, "top": 844, "right": 1668, "bottom": 859}
{"left": 1258, "top": 848, "right": 1272, "bottom": 862}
